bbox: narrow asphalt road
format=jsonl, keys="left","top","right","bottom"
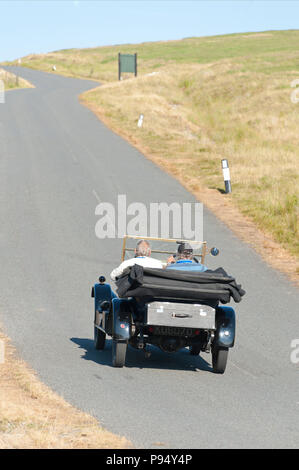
{"left": 0, "top": 67, "right": 298, "bottom": 448}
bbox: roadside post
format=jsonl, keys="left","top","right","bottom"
{"left": 0, "top": 79, "right": 4, "bottom": 104}
{"left": 137, "top": 114, "right": 144, "bottom": 128}
{"left": 222, "top": 159, "right": 232, "bottom": 193}
{"left": 118, "top": 53, "right": 137, "bottom": 80}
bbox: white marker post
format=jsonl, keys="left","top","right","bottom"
{"left": 291, "top": 79, "right": 299, "bottom": 104}
{"left": 137, "top": 114, "right": 144, "bottom": 128}
{"left": 222, "top": 159, "right": 232, "bottom": 193}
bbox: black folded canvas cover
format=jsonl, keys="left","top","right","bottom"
{"left": 116, "top": 264, "right": 245, "bottom": 305}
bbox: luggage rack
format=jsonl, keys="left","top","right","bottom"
{"left": 121, "top": 235, "right": 208, "bottom": 264}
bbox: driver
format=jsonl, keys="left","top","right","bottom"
{"left": 166, "top": 242, "right": 207, "bottom": 272}
{"left": 110, "top": 240, "right": 163, "bottom": 281}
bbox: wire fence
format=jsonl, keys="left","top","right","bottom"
{"left": 0, "top": 68, "right": 20, "bottom": 94}
{"left": 0, "top": 79, "right": 4, "bottom": 103}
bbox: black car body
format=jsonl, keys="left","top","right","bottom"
{"left": 91, "top": 236, "right": 245, "bottom": 374}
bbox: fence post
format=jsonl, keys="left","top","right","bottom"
{"left": 135, "top": 53, "right": 137, "bottom": 77}
{"left": 0, "top": 79, "right": 4, "bottom": 104}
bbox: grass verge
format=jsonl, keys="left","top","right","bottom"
{"left": 0, "top": 329, "right": 131, "bottom": 449}
{"left": 0, "top": 68, "right": 33, "bottom": 90}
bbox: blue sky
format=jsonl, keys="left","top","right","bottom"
{"left": 1, "top": 1, "right": 298, "bottom": 61}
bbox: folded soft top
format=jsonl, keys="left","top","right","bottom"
{"left": 115, "top": 264, "right": 246, "bottom": 305}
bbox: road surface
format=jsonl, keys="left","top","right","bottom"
{"left": 0, "top": 67, "right": 298, "bottom": 448}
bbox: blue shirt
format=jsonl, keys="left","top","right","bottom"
{"left": 166, "top": 259, "right": 207, "bottom": 272}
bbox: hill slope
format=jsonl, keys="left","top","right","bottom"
{"left": 4, "top": 30, "right": 299, "bottom": 265}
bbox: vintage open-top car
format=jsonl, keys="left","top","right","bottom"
{"left": 91, "top": 236, "right": 245, "bottom": 374}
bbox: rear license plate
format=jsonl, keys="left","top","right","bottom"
{"left": 152, "top": 326, "right": 196, "bottom": 337}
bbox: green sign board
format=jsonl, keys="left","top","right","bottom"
{"left": 118, "top": 53, "right": 137, "bottom": 79}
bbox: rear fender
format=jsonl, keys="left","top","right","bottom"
{"left": 215, "top": 306, "right": 236, "bottom": 348}
{"left": 112, "top": 298, "right": 133, "bottom": 341}
{"left": 92, "top": 282, "right": 115, "bottom": 330}
{"left": 93, "top": 282, "right": 114, "bottom": 313}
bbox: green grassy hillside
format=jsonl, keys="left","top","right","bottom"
{"left": 3, "top": 30, "right": 299, "bottom": 82}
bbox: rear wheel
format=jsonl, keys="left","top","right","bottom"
{"left": 212, "top": 346, "right": 229, "bottom": 374}
{"left": 112, "top": 340, "right": 127, "bottom": 367}
{"left": 94, "top": 326, "right": 106, "bottom": 350}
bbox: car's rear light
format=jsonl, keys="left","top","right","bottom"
{"left": 148, "top": 326, "right": 154, "bottom": 333}
{"left": 195, "top": 330, "right": 200, "bottom": 335}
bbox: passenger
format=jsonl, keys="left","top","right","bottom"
{"left": 110, "top": 240, "right": 163, "bottom": 281}
{"left": 166, "top": 243, "right": 207, "bottom": 272}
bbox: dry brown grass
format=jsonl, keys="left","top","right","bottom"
{"left": 0, "top": 68, "right": 33, "bottom": 90}
{"left": 0, "top": 329, "right": 131, "bottom": 449}
{"left": 81, "top": 58, "right": 299, "bottom": 285}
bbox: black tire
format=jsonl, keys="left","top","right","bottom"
{"left": 94, "top": 326, "right": 106, "bottom": 350}
{"left": 212, "top": 346, "right": 229, "bottom": 374}
{"left": 112, "top": 340, "right": 127, "bottom": 368}
{"left": 190, "top": 344, "right": 201, "bottom": 356}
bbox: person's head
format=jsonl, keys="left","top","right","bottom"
{"left": 177, "top": 242, "right": 193, "bottom": 260}
{"left": 135, "top": 240, "right": 151, "bottom": 257}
